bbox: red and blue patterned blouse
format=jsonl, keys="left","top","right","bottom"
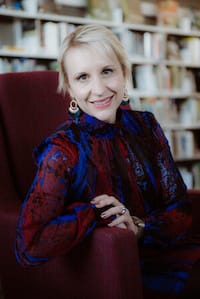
{"left": 15, "top": 108, "right": 200, "bottom": 294}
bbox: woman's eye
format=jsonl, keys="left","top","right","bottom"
{"left": 102, "top": 68, "right": 113, "bottom": 75}
{"left": 77, "top": 74, "right": 88, "bottom": 81}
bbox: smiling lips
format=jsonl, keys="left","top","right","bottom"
{"left": 92, "top": 96, "right": 113, "bottom": 109}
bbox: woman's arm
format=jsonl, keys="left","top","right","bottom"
{"left": 15, "top": 135, "right": 96, "bottom": 266}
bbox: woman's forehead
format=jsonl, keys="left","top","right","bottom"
{"left": 66, "top": 42, "right": 119, "bottom": 65}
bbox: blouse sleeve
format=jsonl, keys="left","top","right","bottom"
{"left": 142, "top": 113, "right": 192, "bottom": 249}
{"left": 15, "top": 134, "right": 96, "bottom": 267}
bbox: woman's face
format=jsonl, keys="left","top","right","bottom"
{"left": 65, "top": 45, "right": 125, "bottom": 124}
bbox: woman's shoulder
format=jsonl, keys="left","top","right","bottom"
{"left": 125, "top": 108, "right": 156, "bottom": 121}
{"left": 42, "top": 118, "right": 81, "bottom": 143}
{"left": 33, "top": 120, "right": 78, "bottom": 164}
{"left": 123, "top": 109, "right": 159, "bottom": 129}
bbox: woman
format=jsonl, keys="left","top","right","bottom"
{"left": 15, "top": 24, "right": 200, "bottom": 298}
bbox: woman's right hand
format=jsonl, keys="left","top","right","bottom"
{"left": 91, "top": 194, "right": 138, "bottom": 234}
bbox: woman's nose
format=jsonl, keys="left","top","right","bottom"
{"left": 91, "top": 77, "right": 105, "bottom": 95}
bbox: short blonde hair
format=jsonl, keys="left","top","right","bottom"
{"left": 58, "top": 24, "right": 132, "bottom": 95}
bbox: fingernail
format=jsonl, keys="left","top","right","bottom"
{"left": 101, "top": 213, "right": 106, "bottom": 218}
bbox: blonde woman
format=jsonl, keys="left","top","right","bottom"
{"left": 16, "top": 24, "right": 200, "bottom": 298}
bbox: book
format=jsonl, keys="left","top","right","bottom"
{"left": 134, "top": 65, "right": 157, "bottom": 92}
{"left": 121, "top": 0, "right": 144, "bottom": 24}
{"left": 192, "top": 163, "right": 200, "bottom": 189}
{"left": 42, "top": 22, "right": 60, "bottom": 55}
{"left": 157, "top": 0, "right": 179, "bottom": 27}
{"left": 179, "top": 98, "right": 198, "bottom": 125}
{"left": 179, "top": 167, "right": 193, "bottom": 189}
{"left": 174, "top": 130, "right": 195, "bottom": 158}
{"left": 0, "top": 23, "right": 13, "bottom": 47}
{"left": 180, "top": 37, "right": 200, "bottom": 64}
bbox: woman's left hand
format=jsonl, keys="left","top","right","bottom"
{"left": 91, "top": 194, "right": 138, "bottom": 235}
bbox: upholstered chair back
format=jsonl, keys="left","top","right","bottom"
{"left": 0, "top": 71, "right": 68, "bottom": 199}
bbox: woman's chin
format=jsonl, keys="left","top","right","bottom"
{"left": 94, "top": 109, "right": 117, "bottom": 124}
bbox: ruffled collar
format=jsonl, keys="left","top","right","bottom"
{"left": 72, "top": 108, "right": 124, "bottom": 137}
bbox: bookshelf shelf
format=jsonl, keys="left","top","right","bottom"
{"left": 130, "top": 57, "right": 200, "bottom": 68}
{"left": 163, "top": 122, "right": 200, "bottom": 130}
{"left": 0, "top": 8, "right": 120, "bottom": 27}
{"left": 163, "top": 60, "right": 200, "bottom": 68}
{"left": 1, "top": 8, "right": 200, "bottom": 36}
{"left": 175, "top": 154, "right": 200, "bottom": 162}
{"left": 0, "top": 49, "right": 57, "bottom": 60}
{"left": 130, "top": 90, "right": 200, "bottom": 99}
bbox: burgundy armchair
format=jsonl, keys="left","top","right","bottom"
{"left": 0, "top": 71, "right": 142, "bottom": 299}
{"left": 0, "top": 71, "right": 199, "bottom": 299}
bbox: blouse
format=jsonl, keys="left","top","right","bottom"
{"left": 15, "top": 108, "right": 200, "bottom": 294}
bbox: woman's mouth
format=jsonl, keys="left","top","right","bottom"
{"left": 92, "top": 96, "right": 113, "bottom": 109}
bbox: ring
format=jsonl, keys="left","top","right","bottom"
{"left": 120, "top": 206, "right": 126, "bottom": 215}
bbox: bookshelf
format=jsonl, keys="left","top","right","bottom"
{"left": 1, "top": 0, "right": 200, "bottom": 188}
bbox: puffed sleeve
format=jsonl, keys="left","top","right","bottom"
{"left": 15, "top": 133, "right": 96, "bottom": 267}
{"left": 141, "top": 112, "right": 192, "bottom": 249}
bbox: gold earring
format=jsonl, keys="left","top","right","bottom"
{"left": 68, "top": 98, "right": 80, "bottom": 114}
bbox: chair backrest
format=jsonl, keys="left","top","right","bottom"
{"left": 0, "top": 71, "right": 68, "bottom": 199}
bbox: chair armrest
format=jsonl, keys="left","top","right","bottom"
{"left": 42, "top": 226, "right": 143, "bottom": 299}
{"left": 1, "top": 219, "right": 143, "bottom": 299}
{"left": 188, "top": 189, "right": 200, "bottom": 233}
{"left": 72, "top": 226, "right": 143, "bottom": 299}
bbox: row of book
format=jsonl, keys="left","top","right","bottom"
{"left": 0, "top": 58, "right": 57, "bottom": 73}
{"left": 1, "top": 19, "right": 200, "bottom": 65}
{"left": 115, "top": 29, "right": 164, "bottom": 60}
{"left": 165, "top": 130, "right": 200, "bottom": 160}
{"left": 135, "top": 97, "right": 200, "bottom": 126}
{"left": 179, "top": 164, "right": 200, "bottom": 189}
{"left": 132, "top": 65, "right": 197, "bottom": 93}
{"left": 167, "top": 36, "right": 200, "bottom": 64}
{"left": 0, "top": 20, "right": 77, "bottom": 57}
{"left": 116, "top": 29, "right": 200, "bottom": 64}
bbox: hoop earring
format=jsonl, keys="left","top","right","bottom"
{"left": 68, "top": 98, "right": 80, "bottom": 115}
{"left": 121, "top": 89, "right": 130, "bottom": 105}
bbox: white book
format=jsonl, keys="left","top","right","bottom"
{"left": 191, "top": 38, "right": 200, "bottom": 64}
{"left": 135, "top": 65, "right": 157, "bottom": 92}
{"left": 179, "top": 98, "right": 198, "bottom": 124}
{"left": 54, "top": 0, "right": 87, "bottom": 6}
{"left": 22, "top": 30, "right": 39, "bottom": 53}
{"left": 192, "top": 163, "right": 200, "bottom": 190}
{"left": 143, "top": 32, "right": 152, "bottom": 58}
{"left": 120, "top": 30, "right": 136, "bottom": 56}
{"left": 43, "top": 22, "right": 59, "bottom": 55}
{"left": 0, "top": 58, "right": 4, "bottom": 73}
{"left": 13, "top": 20, "right": 23, "bottom": 47}
{"left": 155, "top": 64, "right": 171, "bottom": 91}
{"left": 59, "top": 22, "right": 68, "bottom": 45}
{"left": 152, "top": 33, "right": 163, "bottom": 60}
{"left": 181, "top": 70, "right": 196, "bottom": 93}
{"left": 174, "top": 130, "right": 194, "bottom": 158}
{"left": 179, "top": 167, "right": 193, "bottom": 189}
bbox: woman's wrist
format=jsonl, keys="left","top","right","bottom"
{"left": 131, "top": 216, "right": 145, "bottom": 238}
